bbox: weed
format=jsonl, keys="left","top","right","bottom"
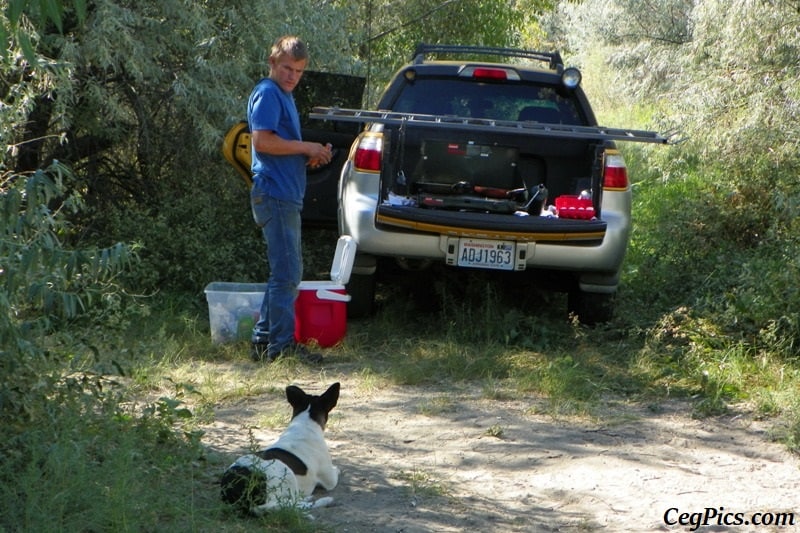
{"left": 484, "top": 424, "right": 505, "bottom": 438}
{"left": 785, "top": 420, "right": 800, "bottom": 455}
{"left": 258, "top": 412, "right": 290, "bottom": 430}
{"left": 481, "top": 375, "right": 515, "bottom": 401}
{"left": 394, "top": 468, "right": 452, "bottom": 501}
{"left": 417, "top": 395, "right": 456, "bottom": 416}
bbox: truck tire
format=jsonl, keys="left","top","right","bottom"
{"left": 346, "top": 272, "right": 376, "bottom": 318}
{"left": 346, "top": 253, "right": 377, "bottom": 318}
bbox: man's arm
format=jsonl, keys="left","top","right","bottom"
{"left": 252, "top": 130, "right": 332, "bottom": 164}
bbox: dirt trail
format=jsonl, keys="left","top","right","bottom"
{"left": 204, "top": 376, "right": 799, "bottom": 532}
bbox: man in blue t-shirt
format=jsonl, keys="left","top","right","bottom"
{"left": 248, "top": 35, "right": 332, "bottom": 364}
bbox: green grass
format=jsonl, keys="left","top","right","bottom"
{"left": 393, "top": 468, "right": 453, "bottom": 501}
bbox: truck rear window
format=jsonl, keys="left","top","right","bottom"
{"left": 418, "top": 140, "right": 519, "bottom": 189}
{"left": 391, "top": 78, "right": 585, "bottom": 125}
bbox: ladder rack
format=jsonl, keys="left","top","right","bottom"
{"left": 310, "top": 107, "right": 675, "bottom": 145}
{"left": 412, "top": 43, "right": 563, "bottom": 70}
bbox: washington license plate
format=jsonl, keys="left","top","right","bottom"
{"left": 457, "top": 239, "right": 516, "bottom": 270}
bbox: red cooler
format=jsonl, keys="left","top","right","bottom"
{"left": 294, "top": 236, "right": 356, "bottom": 347}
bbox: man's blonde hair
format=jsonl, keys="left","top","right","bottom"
{"left": 270, "top": 35, "right": 308, "bottom": 62}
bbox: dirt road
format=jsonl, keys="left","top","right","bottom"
{"left": 205, "top": 375, "right": 799, "bottom": 532}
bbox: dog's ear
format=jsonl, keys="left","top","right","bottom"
{"left": 319, "top": 382, "right": 340, "bottom": 412}
{"left": 286, "top": 385, "right": 310, "bottom": 413}
{"left": 305, "top": 383, "right": 340, "bottom": 429}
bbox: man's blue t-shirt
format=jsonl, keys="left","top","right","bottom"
{"left": 247, "top": 77, "right": 306, "bottom": 206}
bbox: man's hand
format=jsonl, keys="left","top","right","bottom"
{"left": 307, "top": 142, "right": 333, "bottom": 168}
{"left": 251, "top": 130, "right": 333, "bottom": 166}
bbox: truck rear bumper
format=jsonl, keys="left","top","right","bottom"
{"left": 342, "top": 194, "right": 629, "bottom": 276}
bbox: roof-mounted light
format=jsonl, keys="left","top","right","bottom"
{"left": 562, "top": 67, "right": 582, "bottom": 90}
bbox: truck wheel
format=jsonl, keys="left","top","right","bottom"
{"left": 567, "top": 290, "right": 614, "bottom": 325}
{"left": 346, "top": 253, "right": 377, "bottom": 318}
{"left": 346, "top": 272, "right": 376, "bottom": 318}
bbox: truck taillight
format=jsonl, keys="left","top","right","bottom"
{"left": 354, "top": 134, "right": 382, "bottom": 172}
{"left": 603, "top": 150, "right": 629, "bottom": 190}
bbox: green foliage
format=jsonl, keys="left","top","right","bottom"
{"left": 0, "top": 163, "right": 135, "bottom": 422}
{"left": 2, "top": 0, "right": 85, "bottom": 30}
{"left": 550, "top": 0, "right": 800, "bottom": 362}
{"left": 362, "top": 0, "right": 526, "bottom": 103}
{"left": 536, "top": 1, "right": 800, "bottom": 436}
{"left": 0, "top": 165, "right": 241, "bottom": 532}
{"left": 0, "top": 377, "right": 207, "bottom": 532}
{"left": 0, "top": 0, "right": 86, "bottom": 59}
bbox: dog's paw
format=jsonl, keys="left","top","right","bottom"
{"left": 298, "top": 495, "right": 335, "bottom": 512}
{"left": 312, "top": 496, "right": 335, "bottom": 508}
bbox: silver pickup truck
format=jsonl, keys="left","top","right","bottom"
{"left": 311, "top": 44, "right": 670, "bottom": 323}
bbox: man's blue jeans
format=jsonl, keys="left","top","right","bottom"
{"left": 250, "top": 191, "right": 303, "bottom": 356}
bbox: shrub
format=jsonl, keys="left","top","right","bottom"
{"left": 0, "top": 162, "right": 133, "bottom": 423}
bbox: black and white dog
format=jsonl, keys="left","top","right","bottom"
{"left": 220, "top": 382, "right": 340, "bottom": 515}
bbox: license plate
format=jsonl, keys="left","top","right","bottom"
{"left": 457, "top": 239, "right": 516, "bottom": 271}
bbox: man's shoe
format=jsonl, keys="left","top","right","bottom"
{"left": 269, "top": 342, "right": 324, "bottom": 364}
{"left": 250, "top": 342, "right": 271, "bottom": 363}
{"left": 293, "top": 344, "right": 324, "bottom": 364}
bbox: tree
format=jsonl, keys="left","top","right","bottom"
{"left": 548, "top": 0, "right": 800, "bottom": 355}
{"left": 547, "top": 0, "right": 800, "bottom": 164}
{"left": 1, "top": 0, "right": 86, "bottom": 57}
{"left": 358, "top": 0, "right": 527, "bottom": 102}
{"left": 0, "top": 161, "right": 132, "bottom": 422}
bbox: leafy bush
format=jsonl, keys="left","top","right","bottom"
{"left": 0, "top": 164, "right": 219, "bottom": 531}
{"left": 549, "top": 0, "right": 800, "bottom": 363}
{"left": 0, "top": 163, "right": 133, "bottom": 418}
